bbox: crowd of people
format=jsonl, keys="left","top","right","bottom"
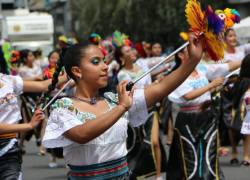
{"left": 0, "top": 27, "right": 250, "bottom": 180}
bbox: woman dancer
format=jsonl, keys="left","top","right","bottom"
{"left": 232, "top": 54, "right": 250, "bottom": 165}
{"left": 222, "top": 28, "right": 250, "bottom": 164}
{"left": 18, "top": 49, "right": 43, "bottom": 80}
{"left": 167, "top": 42, "right": 241, "bottom": 179}
{"left": 42, "top": 34, "right": 203, "bottom": 179}
{"left": 0, "top": 71, "right": 67, "bottom": 179}
{"left": 115, "top": 45, "right": 163, "bottom": 179}
{"left": 224, "top": 28, "right": 250, "bottom": 63}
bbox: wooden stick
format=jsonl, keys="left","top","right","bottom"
{"left": 126, "top": 41, "right": 190, "bottom": 91}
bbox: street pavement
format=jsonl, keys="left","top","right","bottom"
{"left": 23, "top": 140, "right": 250, "bottom": 180}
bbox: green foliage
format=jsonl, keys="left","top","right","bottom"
{"left": 71, "top": 0, "right": 228, "bottom": 48}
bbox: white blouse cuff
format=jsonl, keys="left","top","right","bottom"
{"left": 128, "top": 88, "right": 148, "bottom": 127}
{"left": 42, "top": 108, "right": 82, "bottom": 148}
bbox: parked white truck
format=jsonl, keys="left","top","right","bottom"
{"left": 0, "top": 9, "right": 54, "bottom": 56}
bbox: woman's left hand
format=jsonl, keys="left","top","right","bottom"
{"left": 187, "top": 32, "right": 203, "bottom": 64}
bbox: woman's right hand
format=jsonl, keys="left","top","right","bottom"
{"left": 29, "top": 109, "right": 45, "bottom": 129}
{"left": 117, "top": 81, "right": 134, "bottom": 111}
{"left": 209, "top": 77, "right": 224, "bottom": 89}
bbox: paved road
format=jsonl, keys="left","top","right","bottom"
{"left": 22, "top": 140, "right": 249, "bottom": 180}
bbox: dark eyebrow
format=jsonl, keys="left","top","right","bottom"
{"left": 90, "top": 56, "right": 103, "bottom": 59}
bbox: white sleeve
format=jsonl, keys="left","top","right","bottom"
{"left": 128, "top": 89, "right": 149, "bottom": 127}
{"left": 241, "top": 93, "right": 250, "bottom": 134}
{"left": 144, "top": 57, "right": 165, "bottom": 69}
{"left": 205, "top": 64, "right": 229, "bottom": 81}
{"left": 136, "top": 58, "right": 150, "bottom": 71}
{"left": 42, "top": 108, "right": 82, "bottom": 148}
{"left": 12, "top": 75, "right": 23, "bottom": 95}
{"left": 18, "top": 68, "right": 27, "bottom": 78}
{"left": 36, "top": 66, "right": 43, "bottom": 76}
{"left": 117, "top": 71, "right": 132, "bottom": 82}
{"left": 243, "top": 43, "right": 250, "bottom": 55}
{"left": 168, "top": 80, "right": 193, "bottom": 103}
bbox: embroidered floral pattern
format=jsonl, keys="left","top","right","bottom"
{"left": 47, "top": 94, "right": 128, "bottom": 145}
{"left": 0, "top": 73, "right": 23, "bottom": 124}
{"left": 51, "top": 98, "right": 96, "bottom": 122}
{"left": 0, "top": 93, "right": 17, "bottom": 105}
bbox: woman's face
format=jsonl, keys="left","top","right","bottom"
{"left": 151, "top": 43, "right": 162, "bottom": 57}
{"left": 225, "top": 30, "right": 237, "bottom": 47}
{"left": 26, "top": 51, "right": 35, "bottom": 65}
{"left": 77, "top": 46, "right": 109, "bottom": 89}
{"left": 121, "top": 46, "right": 137, "bottom": 65}
{"left": 49, "top": 52, "right": 59, "bottom": 67}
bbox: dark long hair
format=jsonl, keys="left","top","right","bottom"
{"left": 20, "top": 49, "right": 32, "bottom": 64}
{"left": 114, "top": 45, "right": 125, "bottom": 71}
{"left": 233, "top": 54, "right": 250, "bottom": 108}
{"left": 224, "top": 28, "right": 234, "bottom": 39}
{"left": 39, "top": 43, "right": 97, "bottom": 106}
{"left": 48, "top": 50, "right": 60, "bottom": 61}
{"left": 38, "top": 48, "right": 66, "bottom": 106}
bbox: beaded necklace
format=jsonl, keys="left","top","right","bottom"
{"left": 72, "top": 96, "right": 98, "bottom": 105}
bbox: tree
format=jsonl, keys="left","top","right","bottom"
{"left": 71, "top": 0, "right": 228, "bottom": 48}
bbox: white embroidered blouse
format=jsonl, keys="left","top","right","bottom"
{"left": 224, "top": 44, "right": 250, "bottom": 62}
{"left": 0, "top": 73, "right": 23, "bottom": 124}
{"left": 241, "top": 92, "right": 250, "bottom": 135}
{"left": 168, "top": 63, "right": 229, "bottom": 106}
{"left": 42, "top": 89, "right": 148, "bottom": 166}
{"left": 117, "top": 64, "right": 152, "bottom": 88}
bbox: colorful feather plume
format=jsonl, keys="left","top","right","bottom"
{"left": 112, "top": 30, "right": 132, "bottom": 48}
{"left": 216, "top": 8, "right": 240, "bottom": 29}
{"left": 89, "top": 33, "right": 102, "bottom": 45}
{"left": 43, "top": 65, "right": 56, "bottom": 79}
{"left": 185, "top": 0, "right": 204, "bottom": 34}
{"left": 10, "top": 50, "right": 20, "bottom": 63}
{"left": 205, "top": 6, "right": 224, "bottom": 35}
{"left": 58, "top": 35, "right": 68, "bottom": 43}
{"left": 185, "top": 0, "right": 240, "bottom": 61}
{"left": 88, "top": 33, "right": 110, "bottom": 56}
{"left": 1, "top": 41, "right": 12, "bottom": 73}
{"left": 179, "top": 32, "right": 189, "bottom": 41}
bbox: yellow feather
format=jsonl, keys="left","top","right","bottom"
{"left": 204, "top": 31, "right": 225, "bottom": 60}
{"left": 185, "top": 0, "right": 204, "bottom": 32}
{"left": 185, "top": 0, "right": 226, "bottom": 61}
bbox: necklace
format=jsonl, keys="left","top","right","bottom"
{"left": 72, "top": 96, "right": 97, "bottom": 105}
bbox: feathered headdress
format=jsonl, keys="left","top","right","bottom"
{"left": 179, "top": 32, "right": 189, "bottom": 41}
{"left": 216, "top": 8, "right": 240, "bottom": 30}
{"left": 1, "top": 41, "right": 12, "bottom": 74}
{"left": 10, "top": 50, "right": 20, "bottom": 63}
{"left": 185, "top": 0, "right": 240, "bottom": 60}
{"left": 58, "top": 35, "right": 68, "bottom": 43}
{"left": 112, "top": 30, "right": 132, "bottom": 48}
{"left": 88, "top": 33, "right": 109, "bottom": 56}
{"left": 89, "top": 33, "right": 102, "bottom": 45}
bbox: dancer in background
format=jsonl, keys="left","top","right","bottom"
{"left": 167, "top": 38, "right": 241, "bottom": 179}
{"left": 222, "top": 28, "right": 250, "bottom": 164}
{"left": 0, "top": 72, "right": 67, "bottom": 180}
{"left": 232, "top": 54, "right": 250, "bottom": 166}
